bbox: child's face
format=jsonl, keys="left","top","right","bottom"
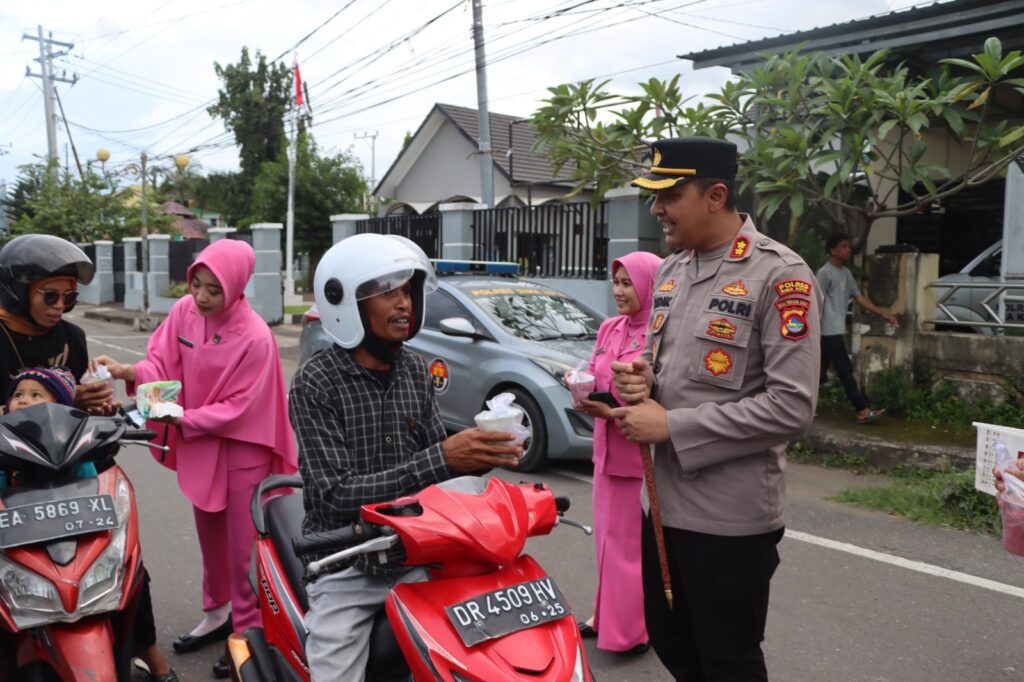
{"left": 8, "top": 379, "right": 56, "bottom": 413}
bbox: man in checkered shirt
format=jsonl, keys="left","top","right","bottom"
{"left": 291, "top": 235, "right": 521, "bottom": 682}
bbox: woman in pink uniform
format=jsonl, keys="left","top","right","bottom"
{"left": 574, "top": 250, "right": 662, "bottom": 655}
{"left": 94, "top": 239, "right": 297, "bottom": 677}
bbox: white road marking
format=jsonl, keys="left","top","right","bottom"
{"left": 89, "top": 338, "right": 146, "bottom": 357}
{"left": 547, "top": 468, "right": 1024, "bottom": 600}
{"left": 785, "top": 530, "right": 1024, "bottom": 600}
{"left": 87, "top": 335, "right": 147, "bottom": 340}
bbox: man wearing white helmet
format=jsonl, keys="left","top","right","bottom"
{"left": 290, "top": 233, "right": 522, "bottom": 681}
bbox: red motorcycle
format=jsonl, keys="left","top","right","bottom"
{"left": 0, "top": 404, "right": 161, "bottom": 681}
{"left": 227, "top": 474, "right": 594, "bottom": 682}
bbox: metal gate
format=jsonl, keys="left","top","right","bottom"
{"left": 356, "top": 213, "right": 441, "bottom": 258}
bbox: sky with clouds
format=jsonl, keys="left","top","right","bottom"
{"left": 0, "top": 0, "right": 932, "bottom": 199}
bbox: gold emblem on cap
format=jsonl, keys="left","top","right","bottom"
{"left": 652, "top": 147, "right": 662, "bottom": 168}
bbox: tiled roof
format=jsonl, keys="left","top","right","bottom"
{"left": 679, "top": 0, "right": 1024, "bottom": 71}
{"left": 436, "top": 103, "right": 576, "bottom": 186}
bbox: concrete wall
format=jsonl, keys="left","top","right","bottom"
{"left": 856, "top": 250, "right": 1024, "bottom": 404}
{"left": 525, "top": 277, "right": 615, "bottom": 317}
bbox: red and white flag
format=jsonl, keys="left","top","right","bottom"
{"left": 294, "top": 62, "right": 304, "bottom": 108}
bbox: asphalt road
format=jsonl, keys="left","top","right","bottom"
{"left": 68, "top": 309, "right": 1024, "bottom": 682}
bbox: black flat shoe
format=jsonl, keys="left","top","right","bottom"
{"left": 619, "top": 642, "right": 651, "bottom": 656}
{"left": 171, "top": 617, "right": 233, "bottom": 653}
{"left": 577, "top": 621, "right": 597, "bottom": 639}
{"left": 131, "top": 659, "right": 180, "bottom": 682}
{"left": 212, "top": 654, "right": 230, "bottom": 679}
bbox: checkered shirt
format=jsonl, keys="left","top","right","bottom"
{"left": 289, "top": 344, "right": 452, "bottom": 576}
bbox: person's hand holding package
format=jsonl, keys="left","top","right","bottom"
{"left": 993, "top": 444, "right": 1024, "bottom": 556}
{"left": 78, "top": 361, "right": 120, "bottom": 415}
{"left": 137, "top": 381, "right": 184, "bottom": 426}
{"left": 443, "top": 393, "right": 529, "bottom": 472}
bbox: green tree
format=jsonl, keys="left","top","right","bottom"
{"left": 249, "top": 133, "right": 366, "bottom": 273}
{"left": 10, "top": 162, "right": 171, "bottom": 242}
{"left": 532, "top": 37, "right": 1024, "bottom": 251}
{"left": 208, "top": 47, "right": 292, "bottom": 224}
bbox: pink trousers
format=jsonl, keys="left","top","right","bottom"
{"left": 193, "top": 456, "right": 272, "bottom": 633}
{"left": 591, "top": 470, "right": 648, "bottom": 651}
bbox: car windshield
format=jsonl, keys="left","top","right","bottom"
{"left": 464, "top": 285, "right": 600, "bottom": 341}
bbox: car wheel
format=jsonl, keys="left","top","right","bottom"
{"left": 500, "top": 387, "right": 547, "bottom": 472}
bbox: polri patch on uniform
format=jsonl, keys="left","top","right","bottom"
{"left": 706, "top": 318, "right": 737, "bottom": 340}
{"left": 721, "top": 280, "right": 748, "bottom": 297}
{"left": 429, "top": 358, "right": 450, "bottom": 394}
{"left": 730, "top": 237, "right": 750, "bottom": 259}
{"left": 651, "top": 312, "right": 667, "bottom": 333}
{"left": 774, "top": 280, "right": 812, "bottom": 297}
{"left": 777, "top": 298, "right": 811, "bottom": 341}
{"left": 703, "top": 348, "right": 734, "bottom": 377}
{"left": 658, "top": 279, "right": 677, "bottom": 293}
{"left": 707, "top": 296, "right": 753, "bottom": 318}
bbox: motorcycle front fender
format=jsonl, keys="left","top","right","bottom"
{"left": 18, "top": 618, "right": 117, "bottom": 681}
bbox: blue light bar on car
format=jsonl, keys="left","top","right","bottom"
{"left": 430, "top": 259, "right": 521, "bottom": 275}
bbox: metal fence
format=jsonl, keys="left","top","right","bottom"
{"left": 356, "top": 213, "right": 441, "bottom": 258}
{"left": 168, "top": 239, "right": 208, "bottom": 282}
{"left": 927, "top": 280, "right": 1024, "bottom": 331}
{"left": 472, "top": 202, "right": 608, "bottom": 279}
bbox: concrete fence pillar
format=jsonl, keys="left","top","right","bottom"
{"left": 858, "top": 251, "right": 940, "bottom": 390}
{"left": 439, "top": 203, "right": 486, "bottom": 261}
{"left": 146, "top": 234, "right": 171, "bottom": 313}
{"left": 123, "top": 237, "right": 143, "bottom": 312}
{"left": 605, "top": 187, "right": 664, "bottom": 266}
{"left": 208, "top": 227, "right": 237, "bottom": 242}
{"left": 331, "top": 213, "right": 369, "bottom": 245}
{"left": 79, "top": 240, "right": 115, "bottom": 305}
{"left": 250, "top": 222, "right": 283, "bottom": 325}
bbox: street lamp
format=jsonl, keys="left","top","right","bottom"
{"left": 120, "top": 151, "right": 189, "bottom": 318}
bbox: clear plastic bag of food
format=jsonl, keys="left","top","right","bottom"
{"left": 566, "top": 360, "right": 595, "bottom": 408}
{"left": 137, "top": 380, "right": 183, "bottom": 419}
{"left": 474, "top": 392, "right": 531, "bottom": 448}
{"left": 996, "top": 441, "right": 1024, "bottom": 556}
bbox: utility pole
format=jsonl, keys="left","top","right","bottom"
{"left": 140, "top": 151, "right": 151, "bottom": 316}
{"left": 471, "top": 0, "right": 494, "bottom": 208}
{"left": 355, "top": 130, "right": 378, "bottom": 210}
{"left": 23, "top": 26, "right": 76, "bottom": 175}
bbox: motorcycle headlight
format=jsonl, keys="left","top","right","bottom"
{"left": 0, "top": 553, "right": 63, "bottom": 630}
{"left": 530, "top": 357, "right": 576, "bottom": 390}
{"left": 77, "top": 473, "right": 130, "bottom": 614}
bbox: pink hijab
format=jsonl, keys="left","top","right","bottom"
{"left": 609, "top": 251, "right": 663, "bottom": 352}
{"left": 133, "top": 239, "right": 298, "bottom": 511}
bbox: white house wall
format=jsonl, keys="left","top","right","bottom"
{"left": 394, "top": 122, "right": 510, "bottom": 203}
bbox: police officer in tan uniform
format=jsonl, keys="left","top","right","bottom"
{"left": 611, "top": 137, "right": 821, "bottom": 680}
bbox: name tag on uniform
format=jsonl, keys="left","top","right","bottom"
{"left": 177, "top": 336, "right": 194, "bottom": 348}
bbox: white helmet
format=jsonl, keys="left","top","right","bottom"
{"left": 314, "top": 233, "right": 437, "bottom": 349}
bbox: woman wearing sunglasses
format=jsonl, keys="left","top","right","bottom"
{"left": 0, "top": 233, "right": 179, "bottom": 681}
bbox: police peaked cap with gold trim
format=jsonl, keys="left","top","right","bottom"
{"left": 631, "top": 137, "right": 738, "bottom": 190}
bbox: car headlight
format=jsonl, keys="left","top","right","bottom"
{"left": 0, "top": 553, "right": 63, "bottom": 630}
{"left": 77, "top": 473, "right": 131, "bottom": 615}
{"left": 530, "top": 357, "right": 576, "bottom": 390}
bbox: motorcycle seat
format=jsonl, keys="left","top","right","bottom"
{"left": 265, "top": 492, "right": 310, "bottom": 612}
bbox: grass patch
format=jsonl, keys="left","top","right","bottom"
{"left": 787, "top": 442, "right": 873, "bottom": 473}
{"left": 834, "top": 466, "right": 1001, "bottom": 535}
{"left": 284, "top": 304, "right": 311, "bottom": 314}
{"left": 817, "top": 367, "right": 1024, "bottom": 437}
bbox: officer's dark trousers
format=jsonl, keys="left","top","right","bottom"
{"left": 819, "top": 334, "right": 867, "bottom": 411}
{"left": 641, "top": 514, "right": 783, "bottom": 681}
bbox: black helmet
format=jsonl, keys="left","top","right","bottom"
{"left": 0, "top": 235, "right": 96, "bottom": 316}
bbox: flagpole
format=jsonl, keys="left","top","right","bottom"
{"left": 283, "top": 56, "right": 301, "bottom": 307}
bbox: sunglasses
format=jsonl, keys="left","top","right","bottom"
{"left": 38, "top": 290, "right": 79, "bottom": 307}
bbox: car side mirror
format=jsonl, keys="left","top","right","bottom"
{"left": 438, "top": 317, "right": 478, "bottom": 338}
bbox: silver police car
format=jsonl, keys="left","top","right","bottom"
{"left": 299, "top": 263, "right": 605, "bottom": 471}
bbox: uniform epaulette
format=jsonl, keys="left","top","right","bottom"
{"left": 754, "top": 236, "right": 805, "bottom": 266}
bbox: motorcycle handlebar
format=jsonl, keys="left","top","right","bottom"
{"left": 292, "top": 521, "right": 380, "bottom": 557}
{"left": 120, "top": 429, "right": 159, "bottom": 441}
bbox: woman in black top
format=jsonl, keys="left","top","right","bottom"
{"left": 0, "top": 235, "right": 177, "bottom": 682}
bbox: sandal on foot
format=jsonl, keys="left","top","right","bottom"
{"left": 132, "top": 659, "right": 179, "bottom": 682}
{"left": 857, "top": 409, "right": 885, "bottom": 425}
{"left": 577, "top": 621, "right": 597, "bottom": 639}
